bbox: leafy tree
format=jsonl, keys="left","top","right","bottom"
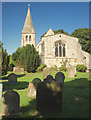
{"left": 71, "top": 28, "right": 91, "bottom": 54}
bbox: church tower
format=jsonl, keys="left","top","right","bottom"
{"left": 21, "top": 4, "right": 36, "bottom": 47}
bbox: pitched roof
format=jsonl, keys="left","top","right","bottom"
{"left": 22, "top": 4, "right": 35, "bottom": 34}
{"left": 44, "top": 28, "right": 54, "bottom": 37}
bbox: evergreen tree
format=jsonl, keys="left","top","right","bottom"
{"left": 12, "top": 44, "right": 40, "bottom": 72}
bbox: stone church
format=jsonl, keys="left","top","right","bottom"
{"left": 21, "top": 5, "right": 91, "bottom": 72}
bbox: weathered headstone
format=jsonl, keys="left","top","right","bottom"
{"left": 55, "top": 72, "right": 65, "bottom": 87}
{"left": 2, "top": 90, "right": 20, "bottom": 116}
{"left": 27, "top": 78, "right": 41, "bottom": 97}
{"left": 43, "top": 67, "right": 51, "bottom": 80}
{"left": 44, "top": 75, "right": 55, "bottom": 82}
{"left": 36, "top": 81, "right": 62, "bottom": 114}
{"left": 8, "top": 73, "right": 17, "bottom": 84}
{"left": 13, "top": 67, "right": 24, "bottom": 73}
{"left": 0, "top": 84, "right": 2, "bottom": 98}
{"left": 67, "top": 65, "right": 76, "bottom": 78}
{"left": 32, "top": 78, "right": 41, "bottom": 89}
{"left": 27, "top": 83, "right": 36, "bottom": 97}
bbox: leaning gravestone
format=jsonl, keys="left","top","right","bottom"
{"left": 8, "top": 73, "right": 17, "bottom": 84}
{"left": 36, "top": 81, "right": 62, "bottom": 114}
{"left": 0, "top": 84, "right": 2, "bottom": 98}
{"left": 67, "top": 65, "right": 76, "bottom": 78}
{"left": 43, "top": 67, "right": 51, "bottom": 80}
{"left": 27, "top": 78, "right": 41, "bottom": 97}
{"left": 2, "top": 90, "right": 20, "bottom": 116}
{"left": 55, "top": 72, "right": 65, "bottom": 87}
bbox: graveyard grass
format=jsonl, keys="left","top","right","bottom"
{"left": 1, "top": 71, "right": 90, "bottom": 118}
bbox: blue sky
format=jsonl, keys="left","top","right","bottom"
{"left": 2, "top": 2, "right": 89, "bottom": 55}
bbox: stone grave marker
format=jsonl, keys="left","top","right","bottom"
{"left": 27, "top": 78, "right": 41, "bottom": 97}
{"left": 8, "top": 73, "right": 17, "bottom": 84}
{"left": 0, "top": 84, "right": 2, "bottom": 98}
{"left": 44, "top": 75, "right": 55, "bottom": 82}
{"left": 43, "top": 67, "right": 51, "bottom": 80}
{"left": 13, "top": 67, "right": 24, "bottom": 73}
{"left": 36, "top": 81, "right": 62, "bottom": 114}
{"left": 55, "top": 72, "right": 65, "bottom": 87}
{"left": 2, "top": 90, "right": 20, "bottom": 116}
{"left": 67, "top": 65, "right": 76, "bottom": 78}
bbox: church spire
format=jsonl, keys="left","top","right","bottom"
{"left": 22, "top": 4, "right": 35, "bottom": 34}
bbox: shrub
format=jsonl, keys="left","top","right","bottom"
{"left": 50, "top": 65, "right": 57, "bottom": 71}
{"left": 76, "top": 64, "right": 87, "bottom": 72}
{"left": 36, "top": 64, "right": 47, "bottom": 72}
{"left": 59, "top": 65, "right": 67, "bottom": 71}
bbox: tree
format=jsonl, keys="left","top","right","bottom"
{"left": 1, "top": 44, "right": 8, "bottom": 75}
{"left": 9, "top": 55, "right": 16, "bottom": 67}
{"left": 12, "top": 44, "right": 40, "bottom": 72}
{"left": 71, "top": 28, "right": 91, "bottom": 54}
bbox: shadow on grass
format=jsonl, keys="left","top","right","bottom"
{"left": 2, "top": 74, "right": 26, "bottom": 80}
{"left": 64, "top": 78, "right": 89, "bottom": 88}
{"left": 19, "top": 77, "right": 89, "bottom": 118}
{"left": 2, "top": 81, "right": 29, "bottom": 91}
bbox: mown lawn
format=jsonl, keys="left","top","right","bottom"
{"left": 1, "top": 71, "right": 90, "bottom": 118}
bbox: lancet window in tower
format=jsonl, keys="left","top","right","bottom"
{"left": 55, "top": 41, "right": 66, "bottom": 57}
{"left": 26, "top": 35, "right": 28, "bottom": 41}
{"left": 29, "top": 36, "right": 31, "bottom": 41}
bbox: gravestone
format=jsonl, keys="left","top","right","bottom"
{"left": 0, "top": 84, "right": 2, "bottom": 98}
{"left": 27, "top": 78, "right": 41, "bottom": 97}
{"left": 32, "top": 78, "right": 41, "bottom": 89}
{"left": 36, "top": 81, "right": 62, "bottom": 114}
{"left": 13, "top": 67, "right": 24, "bottom": 73}
{"left": 67, "top": 65, "right": 76, "bottom": 78}
{"left": 8, "top": 73, "right": 17, "bottom": 84}
{"left": 43, "top": 67, "right": 51, "bottom": 80}
{"left": 55, "top": 72, "right": 65, "bottom": 87}
{"left": 2, "top": 90, "right": 20, "bottom": 116}
{"left": 44, "top": 75, "right": 55, "bottom": 82}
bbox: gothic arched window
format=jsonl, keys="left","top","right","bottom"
{"left": 29, "top": 36, "right": 31, "bottom": 41}
{"left": 55, "top": 42, "right": 66, "bottom": 57}
{"left": 26, "top": 35, "right": 28, "bottom": 41}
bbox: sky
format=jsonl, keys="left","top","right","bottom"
{"left": 2, "top": 2, "right": 89, "bottom": 55}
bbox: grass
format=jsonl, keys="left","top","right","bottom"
{"left": 1, "top": 71, "right": 90, "bottom": 118}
